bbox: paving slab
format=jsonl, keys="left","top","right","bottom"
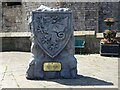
{"left": 0, "top": 52, "right": 118, "bottom": 89}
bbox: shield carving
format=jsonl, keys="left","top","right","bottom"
{"left": 32, "top": 12, "right": 73, "bottom": 58}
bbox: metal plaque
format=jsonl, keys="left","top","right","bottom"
{"left": 43, "top": 62, "right": 61, "bottom": 71}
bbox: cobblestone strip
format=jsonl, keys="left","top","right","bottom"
{"left": 0, "top": 66, "right": 7, "bottom": 89}
{"left": 11, "top": 73, "right": 20, "bottom": 88}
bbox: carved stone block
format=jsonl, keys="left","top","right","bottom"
{"left": 26, "top": 5, "right": 77, "bottom": 79}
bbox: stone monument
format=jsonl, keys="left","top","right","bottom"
{"left": 26, "top": 5, "right": 77, "bottom": 79}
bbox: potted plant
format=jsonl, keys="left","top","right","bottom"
{"left": 100, "top": 18, "right": 119, "bottom": 56}
{"left": 101, "top": 18, "right": 117, "bottom": 44}
{"left": 103, "top": 29, "right": 117, "bottom": 43}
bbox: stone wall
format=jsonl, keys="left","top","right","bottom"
{"left": 0, "top": 1, "right": 2, "bottom": 31}
{"left": 99, "top": 2, "right": 120, "bottom": 32}
{"left": 0, "top": 2, "right": 120, "bottom": 53}
{"left": 0, "top": 1, "right": 2, "bottom": 51}
{"left": 0, "top": 2, "right": 120, "bottom": 32}
{"left": 23, "top": 2, "right": 99, "bottom": 32}
{"left": 85, "top": 2, "right": 99, "bottom": 32}
{"left": 2, "top": 37, "right": 31, "bottom": 52}
{"left": 2, "top": 2, "right": 23, "bottom": 32}
{"left": 19, "top": 2, "right": 120, "bottom": 32}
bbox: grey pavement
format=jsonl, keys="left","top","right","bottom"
{"left": 0, "top": 52, "right": 119, "bottom": 89}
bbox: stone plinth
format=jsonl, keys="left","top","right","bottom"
{"left": 26, "top": 5, "right": 77, "bottom": 79}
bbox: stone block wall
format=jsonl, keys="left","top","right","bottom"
{"left": 99, "top": 2, "right": 120, "bottom": 32}
{"left": 85, "top": 2, "right": 99, "bottom": 32}
{"left": 0, "top": 1, "right": 2, "bottom": 31}
{"left": 0, "top": 1, "right": 2, "bottom": 51}
{"left": 22, "top": 2, "right": 99, "bottom": 32}
{"left": 2, "top": 37, "right": 31, "bottom": 52}
{"left": 75, "top": 35, "right": 100, "bottom": 54}
{"left": 0, "top": 2, "right": 120, "bottom": 32}
{"left": 1, "top": 2, "right": 22, "bottom": 32}
{"left": 22, "top": 2, "right": 120, "bottom": 32}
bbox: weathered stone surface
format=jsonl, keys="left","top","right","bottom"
{"left": 99, "top": 2, "right": 119, "bottom": 32}
{"left": 26, "top": 6, "right": 77, "bottom": 79}
{"left": 0, "top": 1, "right": 2, "bottom": 31}
{"left": 2, "top": 37, "right": 31, "bottom": 52}
{"left": 2, "top": 2, "right": 23, "bottom": 32}
{"left": 0, "top": 2, "right": 120, "bottom": 32}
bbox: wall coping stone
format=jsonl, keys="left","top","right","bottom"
{"left": 74, "top": 31, "right": 95, "bottom": 36}
{"left": 0, "top": 31, "right": 119, "bottom": 38}
{"left": 0, "top": 31, "right": 95, "bottom": 37}
{"left": 0, "top": 32, "right": 31, "bottom": 37}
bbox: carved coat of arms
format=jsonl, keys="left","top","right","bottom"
{"left": 32, "top": 12, "right": 73, "bottom": 58}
